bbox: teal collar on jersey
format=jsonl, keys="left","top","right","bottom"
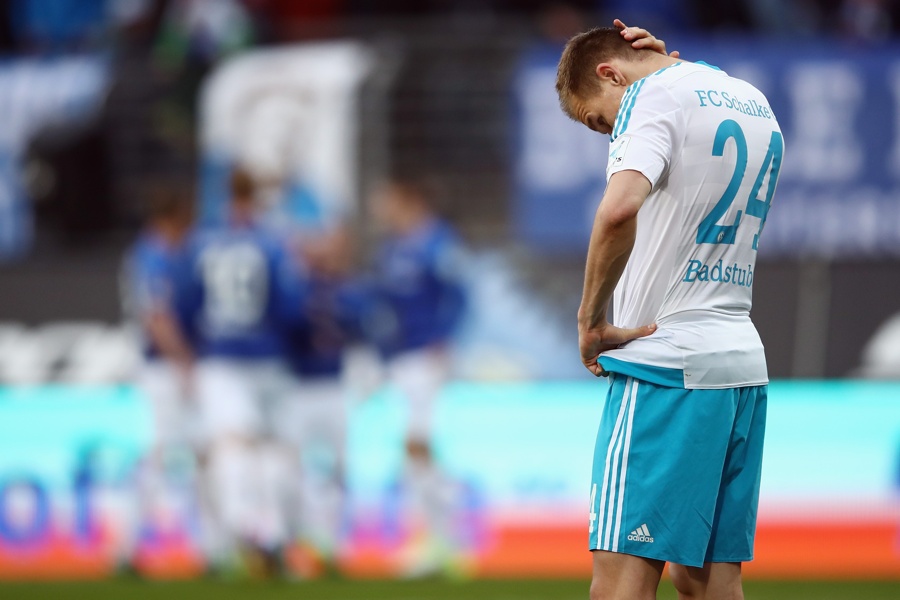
{"left": 695, "top": 60, "right": 723, "bottom": 71}
{"left": 649, "top": 61, "right": 683, "bottom": 78}
{"left": 610, "top": 62, "right": 683, "bottom": 142}
{"left": 598, "top": 356, "right": 686, "bottom": 388}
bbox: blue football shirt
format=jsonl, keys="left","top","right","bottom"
{"left": 368, "top": 218, "right": 467, "bottom": 357}
{"left": 189, "top": 222, "right": 307, "bottom": 359}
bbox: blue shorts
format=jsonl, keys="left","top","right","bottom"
{"left": 588, "top": 373, "right": 767, "bottom": 567}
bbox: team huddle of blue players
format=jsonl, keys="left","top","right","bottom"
{"left": 124, "top": 169, "right": 468, "bottom": 576}
{"left": 131, "top": 175, "right": 465, "bottom": 372}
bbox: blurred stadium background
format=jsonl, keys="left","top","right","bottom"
{"left": 0, "top": 0, "right": 899, "bottom": 598}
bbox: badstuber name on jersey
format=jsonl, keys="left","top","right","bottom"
{"left": 682, "top": 259, "right": 754, "bottom": 289}
{"left": 694, "top": 89, "right": 773, "bottom": 120}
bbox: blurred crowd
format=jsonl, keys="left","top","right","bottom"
{"left": 122, "top": 168, "right": 469, "bottom": 577}
{"left": 0, "top": 0, "right": 898, "bottom": 57}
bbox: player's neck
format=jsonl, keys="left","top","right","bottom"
{"left": 152, "top": 221, "right": 186, "bottom": 246}
{"left": 623, "top": 54, "right": 683, "bottom": 86}
{"left": 229, "top": 203, "right": 256, "bottom": 226}
{"left": 393, "top": 209, "right": 434, "bottom": 236}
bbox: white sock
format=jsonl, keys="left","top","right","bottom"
{"left": 254, "top": 442, "right": 291, "bottom": 550}
{"left": 300, "top": 472, "right": 344, "bottom": 557}
{"left": 208, "top": 441, "right": 257, "bottom": 546}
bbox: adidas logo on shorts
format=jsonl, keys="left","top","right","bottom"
{"left": 627, "top": 524, "right": 654, "bottom": 543}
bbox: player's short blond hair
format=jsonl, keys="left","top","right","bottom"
{"left": 556, "top": 26, "right": 644, "bottom": 120}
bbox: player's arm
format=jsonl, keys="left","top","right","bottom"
{"left": 614, "top": 18, "right": 680, "bottom": 58}
{"left": 135, "top": 258, "right": 195, "bottom": 371}
{"left": 578, "top": 170, "right": 657, "bottom": 376}
{"left": 433, "top": 238, "right": 468, "bottom": 337}
{"left": 145, "top": 309, "right": 195, "bottom": 369}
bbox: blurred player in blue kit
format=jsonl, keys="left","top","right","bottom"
{"left": 279, "top": 225, "right": 367, "bottom": 572}
{"left": 123, "top": 186, "right": 198, "bottom": 563}
{"left": 367, "top": 176, "right": 468, "bottom": 574}
{"left": 557, "top": 22, "right": 782, "bottom": 600}
{"left": 189, "top": 168, "right": 308, "bottom": 572}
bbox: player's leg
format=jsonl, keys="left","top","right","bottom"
{"left": 129, "top": 360, "right": 186, "bottom": 567}
{"left": 590, "top": 550, "right": 663, "bottom": 600}
{"left": 195, "top": 359, "right": 262, "bottom": 563}
{"left": 252, "top": 440, "right": 292, "bottom": 553}
{"left": 272, "top": 374, "right": 307, "bottom": 551}
{"left": 690, "top": 384, "right": 767, "bottom": 599}
{"left": 306, "top": 378, "right": 348, "bottom": 559}
{"left": 389, "top": 349, "right": 456, "bottom": 574}
{"left": 251, "top": 362, "right": 299, "bottom": 559}
{"left": 669, "top": 562, "right": 743, "bottom": 600}
{"left": 282, "top": 377, "right": 348, "bottom": 567}
{"left": 390, "top": 349, "right": 442, "bottom": 492}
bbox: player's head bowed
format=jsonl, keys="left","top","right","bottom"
{"left": 556, "top": 26, "right": 646, "bottom": 122}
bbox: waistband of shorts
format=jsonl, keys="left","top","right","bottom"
{"left": 598, "top": 356, "right": 685, "bottom": 388}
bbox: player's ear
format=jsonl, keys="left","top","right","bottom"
{"left": 596, "top": 63, "right": 625, "bottom": 87}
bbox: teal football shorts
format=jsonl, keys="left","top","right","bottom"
{"left": 588, "top": 373, "right": 767, "bottom": 567}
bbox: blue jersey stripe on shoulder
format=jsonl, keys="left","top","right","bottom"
{"left": 612, "top": 83, "right": 638, "bottom": 139}
{"left": 611, "top": 63, "right": 683, "bottom": 140}
{"left": 612, "top": 85, "right": 637, "bottom": 138}
{"left": 615, "top": 78, "right": 647, "bottom": 139}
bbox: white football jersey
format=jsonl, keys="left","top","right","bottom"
{"left": 599, "top": 61, "right": 784, "bottom": 389}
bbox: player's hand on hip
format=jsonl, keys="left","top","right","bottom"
{"left": 614, "top": 19, "right": 680, "bottom": 58}
{"left": 579, "top": 321, "right": 657, "bottom": 377}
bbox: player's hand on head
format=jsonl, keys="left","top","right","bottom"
{"left": 579, "top": 321, "right": 657, "bottom": 377}
{"left": 614, "top": 19, "right": 680, "bottom": 58}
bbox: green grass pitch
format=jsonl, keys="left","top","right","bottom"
{"left": 0, "top": 579, "right": 897, "bottom": 600}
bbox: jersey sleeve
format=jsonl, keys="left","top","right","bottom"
{"left": 607, "top": 79, "right": 683, "bottom": 189}
{"left": 430, "top": 233, "right": 468, "bottom": 334}
{"left": 272, "top": 240, "right": 310, "bottom": 325}
{"left": 432, "top": 235, "right": 467, "bottom": 289}
{"left": 131, "top": 249, "right": 173, "bottom": 315}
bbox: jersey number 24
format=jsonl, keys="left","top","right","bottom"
{"left": 696, "top": 119, "right": 784, "bottom": 250}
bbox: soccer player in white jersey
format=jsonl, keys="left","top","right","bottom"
{"left": 556, "top": 24, "right": 783, "bottom": 600}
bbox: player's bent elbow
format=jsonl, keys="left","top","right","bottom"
{"left": 597, "top": 199, "right": 640, "bottom": 231}
{"left": 599, "top": 170, "right": 651, "bottom": 227}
